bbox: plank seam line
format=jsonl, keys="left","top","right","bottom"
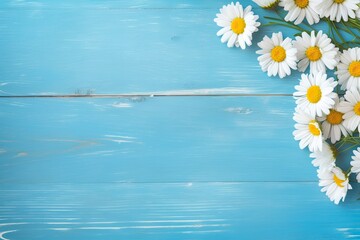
{"left": 0, "top": 93, "right": 293, "bottom": 98}
{"left": 0, "top": 181, "right": 321, "bottom": 184}
{"left": 3, "top": 7, "right": 231, "bottom": 10}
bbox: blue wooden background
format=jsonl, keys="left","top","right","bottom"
{"left": 1, "top": 0, "right": 360, "bottom": 239}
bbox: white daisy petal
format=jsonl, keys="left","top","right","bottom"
{"left": 318, "top": 96, "right": 352, "bottom": 143}
{"left": 338, "top": 89, "right": 360, "bottom": 131}
{"left": 351, "top": 147, "right": 360, "bottom": 183}
{"left": 257, "top": 32, "right": 298, "bottom": 79}
{"left": 252, "top": 0, "right": 279, "bottom": 8}
{"left": 294, "top": 72, "right": 337, "bottom": 117}
{"left": 314, "top": 0, "right": 360, "bottom": 22}
{"left": 280, "top": 0, "right": 320, "bottom": 25}
{"left": 336, "top": 47, "right": 360, "bottom": 91}
{"left": 293, "top": 30, "right": 339, "bottom": 74}
{"left": 318, "top": 167, "right": 351, "bottom": 204}
{"left": 214, "top": 2, "right": 261, "bottom": 49}
{"left": 293, "top": 107, "right": 323, "bottom": 152}
{"left": 310, "top": 141, "right": 336, "bottom": 170}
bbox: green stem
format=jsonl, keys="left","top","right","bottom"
{"left": 345, "top": 167, "right": 352, "bottom": 175}
{"left": 263, "top": 21, "right": 306, "bottom": 32}
{"left": 340, "top": 21, "right": 358, "bottom": 40}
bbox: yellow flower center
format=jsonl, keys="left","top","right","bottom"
{"left": 271, "top": 46, "right": 286, "bottom": 62}
{"left": 354, "top": 102, "right": 360, "bottom": 115}
{"left": 334, "top": 0, "right": 345, "bottom": 3}
{"left": 333, "top": 174, "right": 345, "bottom": 187}
{"left": 305, "top": 46, "right": 322, "bottom": 61}
{"left": 326, "top": 109, "right": 344, "bottom": 125}
{"left": 306, "top": 85, "right": 322, "bottom": 103}
{"left": 349, "top": 61, "right": 360, "bottom": 77}
{"left": 231, "top": 17, "right": 246, "bottom": 34}
{"left": 295, "top": 0, "right": 309, "bottom": 8}
{"left": 308, "top": 120, "right": 321, "bottom": 136}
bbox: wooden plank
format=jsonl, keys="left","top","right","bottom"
{"left": 0, "top": 96, "right": 318, "bottom": 183}
{"left": 1, "top": 0, "right": 243, "bottom": 9}
{"left": 0, "top": 182, "right": 359, "bottom": 240}
{"left": 0, "top": 1, "right": 301, "bottom": 96}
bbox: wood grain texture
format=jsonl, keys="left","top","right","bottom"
{"left": 1, "top": 0, "right": 360, "bottom": 239}
{"left": 0, "top": 183, "right": 359, "bottom": 240}
{"left": 0, "top": 0, "right": 244, "bottom": 9}
{"left": 0, "top": 97, "right": 317, "bottom": 183}
{"left": 0, "top": 0, "right": 301, "bottom": 96}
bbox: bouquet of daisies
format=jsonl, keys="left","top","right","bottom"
{"left": 214, "top": 0, "right": 360, "bottom": 204}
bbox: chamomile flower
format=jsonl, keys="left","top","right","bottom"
{"left": 318, "top": 167, "right": 352, "bottom": 204}
{"left": 279, "top": 0, "right": 320, "bottom": 25}
{"left": 293, "top": 31, "right": 339, "bottom": 74}
{"left": 336, "top": 47, "right": 360, "bottom": 91}
{"left": 252, "top": 0, "right": 279, "bottom": 8}
{"left": 293, "top": 107, "right": 323, "bottom": 152}
{"left": 256, "top": 32, "right": 297, "bottom": 78}
{"left": 357, "top": 7, "right": 360, "bottom": 18}
{"left": 214, "top": 2, "right": 260, "bottom": 49}
{"left": 310, "top": 141, "right": 336, "bottom": 170}
{"left": 351, "top": 147, "right": 360, "bottom": 182}
{"left": 338, "top": 89, "right": 360, "bottom": 132}
{"left": 318, "top": 96, "right": 351, "bottom": 143}
{"left": 315, "top": 0, "right": 360, "bottom": 22}
{"left": 293, "top": 72, "right": 337, "bottom": 117}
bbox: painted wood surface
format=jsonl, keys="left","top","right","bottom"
{"left": 1, "top": 0, "right": 360, "bottom": 239}
{"left": 1, "top": 97, "right": 360, "bottom": 239}
{"left": 0, "top": 97, "right": 312, "bottom": 183}
{"left": 0, "top": 183, "right": 360, "bottom": 240}
{"left": 0, "top": 0, "right": 301, "bottom": 96}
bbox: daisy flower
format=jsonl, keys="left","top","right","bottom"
{"left": 318, "top": 167, "right": 352, "bottom": 204}
{"left": 293, "top": 72, "right": 337, "bottom": 117}
{"left": 256, "top": 32, "right": 297, "bottom": 78}
{"left": 293, "top": 107, "right": 323, "bottom": 152}
{"left": 318, "top": 96, "right": 351, "bottom": 143}
{"left": 336, "top": 47, "right": 360, "bottom": 91}
{"left": 214, "top": 2, "right": 260, "bottom": 49}
{"left": 279, "top": 0, "right": 320, "bottom": 25}
{"left": 252, "top": 0, "right": 279, "bottom": 8}
{"left": 293, "top": 31, "right": 339, "bottom": 74}
{"left": 310, "top": 141, "right": 336, "bottom": 170}
{"left": 338, "top": 89, "right": 360, "bottom": 132}
{"left": 315, "top": 0, "right": 360, "bottom": 22}
{"left": 351, "top": 147, "right": 360, "bottom": 182}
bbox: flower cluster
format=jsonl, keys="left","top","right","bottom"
{"left": 214, "top": 1, "right": 360, "bottom": 204}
